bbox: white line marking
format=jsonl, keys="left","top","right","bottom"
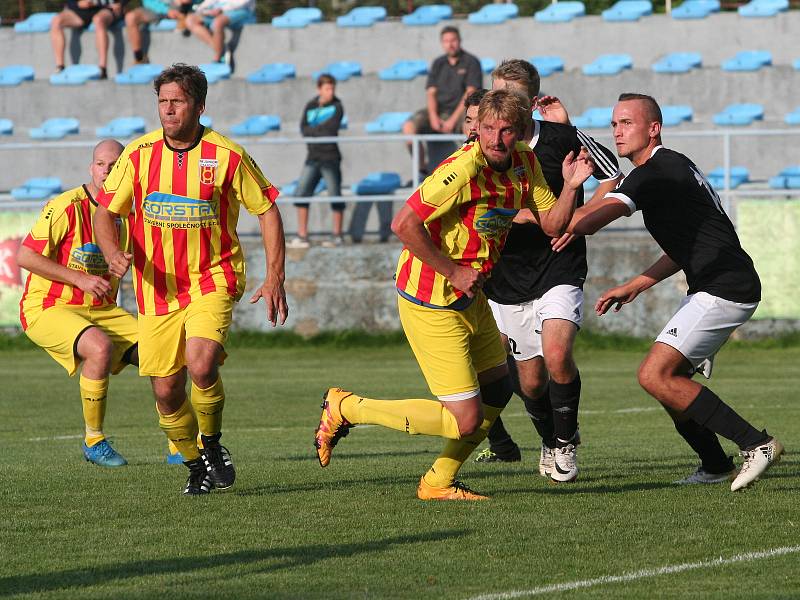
{"left": 466, "top": 545, "right": 800, "bottom": 600}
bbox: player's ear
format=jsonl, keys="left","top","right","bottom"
{"left": 649, "top": 120, "right": 662, "bottom": 139}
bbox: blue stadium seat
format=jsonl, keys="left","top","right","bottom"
{"left": 150, "top": 18, "right": 177, "bottom": 31}
{"left": 246, "top": 63, "right": 296, "bottom": 84}
{"left": 0, "top": 65, "right": 35, "bottom": 87}
{"left": 468, "top": 3, "right": 519, "bottom": 24}
{"left": 572, "top": 107, "right": 613, "bottom": 129}
{"left": 29, "top": 118, "right": 80, "bottom": 139}
{"left": 352, "top": 172, "right": 402, "bottom": 195}
{"left": 0, "top": 119, "right": 13, "bottom": 135}
{"left": 340, "top": 115, "right": 348, "bottom": 130}
{"left": 661, "top": 105, "right": 693, "bottom": 126}
{"left": 671, "top": 0, "right": 720, "bottom": 18}
{"left": 365, "top": 112, "right": 413, "bottom": 133}
{"left": 11, "top": 177, "right": 62, "bottom": 200}
{"left": 785, "top": 107, "right": 800, "bottom": 125}
{"left": 313, "top": 61, "right": 362, "bottom": 82}
{"left": 708, "top": 166, "right": 749, "bottom": 189}
{"left": 230, "top": 115, "right": 281, "bottom": 136}
{"left": 199, "top": 62, "right": 231, "bottom": 84}
{"left": 712, "top": 103, "right": 764, "bottom": 126}
{"left": 652, "top": 52, "right": 702, "bottom": 73}
{"left": 199, "top": 115, "right": 213, "bottom": 128}
{"left": 50, "top": 65, "right": 101, "bottom": 85}
{"left": 582, "top": 54, "right": 633, "bottom": 76}
{"left": 280, "top": 178, "right": 326, "bottom": 197}
{"left": 378, "top": 60, "right": 428, "bottom": 81}
{"left": 768, "top": 166, "right": 800, "bottom": 189}
{"left": 794, "top": 58, "right": 800, "bottom": 71}
{"left": 96, "top": 117, "right": 146, "bottom": 138}
{"left": 721, "top": 50, "right": 772, "bottom": 72}
{"left": 531, "top": 56, "right": 565, "bottom": 77}
{"left": 602, "top": 0, "right": 652, "bottom": 22}
{"left": 115, "top": 63, "right": 164, "bottom": 85}
{"left": 402, "top": 5, "right": 452, "bottom": 26}
{"left": 738, "top": 0, "right": 788, "bottom": 17}
{"left": 337, "top": 6, "right": 387, "bottom": 27}
{"left": 14, "top": 12, "right": 56, "bottom": 33}
{"left": 480, "top": 58, "right": 497, "bottom": 74}
{"left": 535, "top": 2, "right": 586, "bottom": 23}
{"left": 583, "top": 176, "right": 599, "bottom": 192}
{"left": 272, "top": 7, "right": 322, "bottom": 28}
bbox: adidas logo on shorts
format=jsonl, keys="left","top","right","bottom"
{"left": 666, "top": 328, "right": 678, "bottom": 337}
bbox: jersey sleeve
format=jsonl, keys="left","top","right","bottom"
{"left": 604, "top": 166, "right": 653, "bottom": 215}
{"left": 97, "top": 149, "right": 136, "bottom": 217}
{"left": 575, "top": 128, "right": 621, "bottom": 182}
{"left": 526, "top": 154, "right": 559, "bottom": 212}
{"left": 406, "top": 147, "right": 474, "bottom": 224}
{"left": 22, "top": 199, "right": 70, "bottom": 256}
{"left": 234, "top": 150, "right": 279, "bottom": 215}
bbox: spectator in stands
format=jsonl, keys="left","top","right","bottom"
{"left": 125, "top": 0, "right": 198, "bottom": 64}
{"left": 402, "top": 26, "right": 482, "bottom": 174}
{"left": 50, "top": 0, "right": 128, "bottom": 79}
{"left": 184, "top": 0, "right": 255, "bottom": 68}
{"left": 289, "top": 74, "right": 345, "bottom": 249}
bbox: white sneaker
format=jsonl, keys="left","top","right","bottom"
{"left": 550, "top": 443, "right": 578, "bottom": 482}
{"left": 731, "top": 437, "right": 784, "bottom": 492}
{"left": 673, "top": 465, "right": 736, "bottom": 485}
{"left": 287, "top": 236, "right": 310, "bottom": 249}
{"left": 321, "top": 235, "right": 344, "bottom": 248}
{"left": 538, "top": 445, "right": 555, "bottom": 477}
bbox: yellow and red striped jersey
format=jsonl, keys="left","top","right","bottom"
{"left": 395, "top": 141, "right": 558, "bottom": 307}
{"left": 20, "top": 185, "right": 131, "bottom": 330}
{"left": 97, "top": 127, "right": 279, "bottom": 316}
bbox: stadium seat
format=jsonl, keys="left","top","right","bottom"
{"left": 535, "top": 2, "right": 586, "bottom": 23}
{"left": 378, "top": 60, "right": 428, "bottom": 81}
{"left": 671, "top": 0, "right": 720, "bottom": 19}
{"left": 50, "top": 65, "right": 101, "bottom": 85}
{"left": 230, "top": 115, "right": 281, "bottom": 136}
{"left": 661, "top": 105, "right": 693, "bottom": 126}
{"left": 352, "top": 172, "right": 402, "bottom": 195}
{"left": 280, "top": 178, "right": 326, "bottom": 196}
{"left": 582, "top": 54, "right": 633, "bottom": 76}
{"left": 468, "top": 3, "right": 519, "bottom": 25}
{"left": 340, "top": 115, "right": 348, "bottom": 130}
{"left": 313, "top": 61, "right": 362, "bottom": 82}
{"left": 602, "top": 0, "right": 652, "bottom": 22}
{"left": 572, "top": 107, "right": 613, "bottom": 129}
{"left": 199, "top": 62, "right": 231, "bottom": 84}
{"left": 794, "top": 59, "right": 800, "bottom": 71}
{"left": 402, "top": 5, "right": 452, "bottom": 26}
{"left": 785, "top": 107, "right": 800, "bottom": 125}
{"left": 272, "top": 7, "right": 323, "bottom": 28}
{"left": 0, "top": 65, "right": 35, "bottom": 87}
{"left": 10, "top": 177, "right": 62, "bottom": 200}
{"left": 738, "top": 0, "right": 788, "bottom": 17}
{"left": 583, "top": 176, "right": 599, "bottom": 192}
{"left": 149, "top": 18, "right": 177, "bottom": 31}
{"left": 115, "top": 63, "right": 164, "bottom": 85}
{"left": 337, "top": 6, "right": 387, "bottom": 27}
{"left": 708, "top": 166, "right": 749, "bottom": 189}
{"left": 480, "top": 58, "right": 497, "bottom": 74}
{"left": 13, "top": 12, "right": 56, "bottom": 33}
{"left": 768, "top": 166, "right": 800, "bottom": 189}
{"left": 29, "top": 117, "right": 80, "bottom": 139}
{"left": 531, "top": 56, "right": 565, "bottom": 77}
{"left": 365, "top": 112, "right": 412, "bottom": 133}
{"left": 721, "top": 50, "right": 772, "bottom": 72}
{"left": 200, "top": 115, "right": 213, "bottom": 128}
{"left": 246, "top": 63, "right": 296, "bottom": 84}
{"left": 712, "top": 103, "right": 764, "bottom": 126}
{"left": 0, "top": 119, "right": 13, "bottom": 135}
{"left": 652, "top": 52, "right": 702, "bottom": 73}
{"left": 95, "top": 117, "right": 146, "bottom": 138}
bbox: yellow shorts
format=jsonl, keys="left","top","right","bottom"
{"left": 24, "top": 304, "right": 138, "bottom": 377}
{"left": 398, "top": 292, "right": 507, "bottom": 399}
{"left": 137, "top": 291, "right": 233, "bottom": 377}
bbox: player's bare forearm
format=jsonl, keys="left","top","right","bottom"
{"left": 251, "top": 207, "right": 288, "bottom": 326}
{"left": 537, "top": 185, "right": 578, "bottom": 238}
{"left": 17, "top": 246, "right": 111, "bottom": 300}
{"left": 567, "top": 196, "right": 630, "bottom": 236}
{"left": 93, "top": 204, "right": 132, "bottom": 278}
{"left": 642, "top": 254, "right": 681, "bottom": 284}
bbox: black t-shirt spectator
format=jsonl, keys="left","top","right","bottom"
{"left": 426, "top": 51, "right": 482, "bottom": 116}
{"left": 300, "top": 96, "right": 344, "bottom": 163}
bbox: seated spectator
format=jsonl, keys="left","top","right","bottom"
{"left": 402, "top": 26, "right": 482, "bottom": 174}
{"left": 288, "top": 74, "right": 346, "bottom": 249}
{"left": 50, "top": 0, "right": 128, "bottom": 79}
{"left": 124, "top": 0, "right": 198, "bottom": 64}
{"left": 184, "top": 0, "right": 255, "bottom": 67}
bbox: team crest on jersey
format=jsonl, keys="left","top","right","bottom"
{"left": 514, "top": 165, "right": 526, "bottom": 178}
{"left": 474, "top": 207, "right": 517, "bottom": 241}
{"left": 198, "top": 158, "right": 218, "bottom": 185}
{"left": 69, "top": 243, "right": 108, "bottom": 275}
{"left": 143, "top": 192, "right": 218, "bottom": 229}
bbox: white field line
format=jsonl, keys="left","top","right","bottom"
{"left": 466, "top": 545, "right": 800, "bottom": 600}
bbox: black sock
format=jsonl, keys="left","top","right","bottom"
{"left": 550, "top": 372, "right": 581, "bottom": 447}
{"left": 486, "top": 416, "right": 517, "bottom": 452}
{"left": 683, "top": 386, "right": 769, "bottom": 451}
{"left": 674, "top": 418, "right": 735, "bottom": 473}
{"left": 480, "top": 375, "right": 513, "bottom": 409}
{"left": 134, "top": 49, "right": 144, "bottom": 62}
{"left": 522, "top": 389, "right": 555, "bottom": 448}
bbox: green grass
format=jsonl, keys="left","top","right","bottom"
{"left": 2, "top": 342, "right": 799, "bottom": 599}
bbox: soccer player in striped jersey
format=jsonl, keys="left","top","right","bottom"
{"left": 94, "top": 64, "right": 289, "bottom": 495}
{"left": 17, "top": 139, "right": 138, "bottom": 468}
{"left": 315, "top": 89, "right": 594, "bottom": 500}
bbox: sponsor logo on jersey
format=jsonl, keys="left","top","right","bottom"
{"left": 69, "top": 242, "right": 108, "bottom": 275}
{"left": 474, "top": 207, "right": 517, "bottom": 241}
{"left": 142, "top": 192, "right": 218, "bottom": 229}
{"left": 198, "top": 158, "right": 218, "bottom": 185}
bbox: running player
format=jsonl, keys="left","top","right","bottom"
{"left": 17, "top": 139, "right": 138, "bottom": 467}
{"left": 562, "top": 93, "right": 783, "bottom": 491}
{"left": 94, "top": 64, "right": 288, "bottom": 495}
{"left": 475, "top": 60, "right": 621, "bottom": 482}
{"left": 314, "top": 89, "right": 594, "bottom": 500}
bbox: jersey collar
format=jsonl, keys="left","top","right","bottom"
{"left": 163, "top": 125, "right": 205, "bottom": 153}
{"left": 650, "top": 145, "right": 664, "bottom": 158}
{"left": 528, "top": 120, "right": 541, "bottom": 149}
{"left": 83, "top": 184, "right": 97, "bottom": 207}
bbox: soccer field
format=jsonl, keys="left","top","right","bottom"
{"left": 2, "top": 337, "right": 799, "bottom": 599}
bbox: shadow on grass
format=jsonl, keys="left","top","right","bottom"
{"left": 280, "top": 448, "right": 438, "bottom": 462}
{"left": 501, "top": 479, "right": 677, "bottom": 496}
{"left": 0, "top": 529, "right": 468, "bottom": 596}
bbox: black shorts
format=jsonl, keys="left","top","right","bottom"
{"left": 67, "top": 4, "right": 117, "bottom": 27}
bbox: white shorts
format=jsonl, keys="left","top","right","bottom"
{"left": 655, "top": 291, "right": 758, "bottom": 379}
{"left": 489, "top": 285, "right": 584, "bottom": 361}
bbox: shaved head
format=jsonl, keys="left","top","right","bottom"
{"left": 88, "top": 139, "right": 124, "bottom": 196}
{"left": 617, "top": 93, "right": 662, "bottom": 125}
{"left": 93, "top": 139, "right": 124, "bottom": 161}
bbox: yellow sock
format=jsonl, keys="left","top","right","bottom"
{"left": 158, "top": 400, "right": 200, "bottom": 461}
{"left": 80, "top": 375, "right": 108, "bottom": 447}
{"left": 190, "top": 377, "right": 225, "bottom": 437}
{"left": 341, "top": 394, "right": 461, "bottom": 439}
{"left": 423, "top": 404, "right": 504, "bottom": 488}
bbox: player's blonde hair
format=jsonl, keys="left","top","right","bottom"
{"left": 477, "top": 89, "right": 531, "bottom": 137}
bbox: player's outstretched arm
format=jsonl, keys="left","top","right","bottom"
{"left": 17, "top": 245, "right": 112, "bottom": 301}
{"left": 536, "top": 95, "right": 571, "bottom": 125}
{"left": 552, "top": 176, "right": 623, "bottom": 252}
{"left": 595, "top": 254, "right": 681, "bottom": 315}
{"left": 250, "top": 207, "right": 288, "bottom": 327}
{"left": 93, "top": 204, "right": 132, "bottom": 279}
{"left": 535, "top": 149, "right": 594, "bottom": 237}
